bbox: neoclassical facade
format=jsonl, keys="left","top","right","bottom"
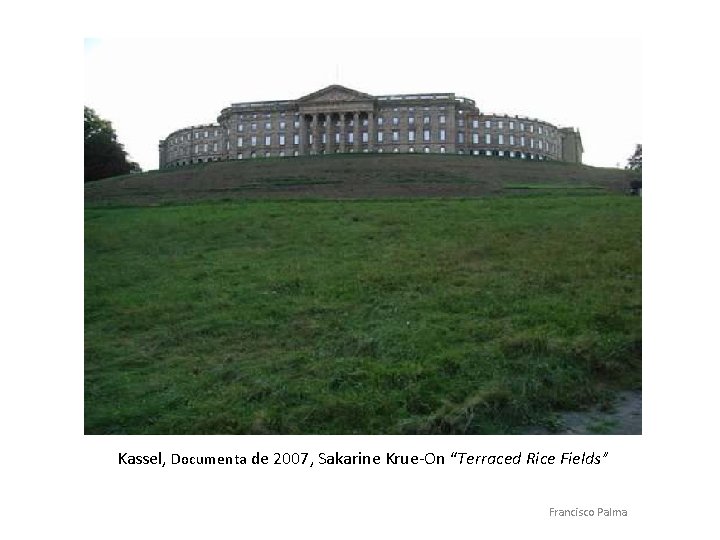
{"left": 158, "top": 85, "right": 583, "bottom": 168}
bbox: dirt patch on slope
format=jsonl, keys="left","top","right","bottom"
{"left": 525, "top": 390, "right": 642, "bottom": 435}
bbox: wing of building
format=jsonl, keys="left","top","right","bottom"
{"left": 158, "top": 85, "right": 583, "bottom": 169}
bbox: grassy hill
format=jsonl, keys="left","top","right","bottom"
{"left": 85, "top": 154, "right": 640, "bottom": 434}
{"left": 85, "top": 153, "right": 633, "bottom": 206}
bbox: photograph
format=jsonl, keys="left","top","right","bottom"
{"left": 84, "top": 37, "right": 641, "bottom": 435}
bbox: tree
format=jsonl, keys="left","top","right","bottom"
{"left": 626, "top": 143, "right": 642, "bottom": 172}
{"left": 84, "top": 106, "right": 141, "bottom": 182}
{"left": 626, "top": 144, "right": 642, "bottom": 195}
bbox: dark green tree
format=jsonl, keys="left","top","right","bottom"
{"left": 626, "top": 144, "right": 642, "bottom": 195}
{"left": 84, "top": 106, "right": 141, "bottom": 182}
{"left": 626, "top": 143, "right": 642, "bottom": 172}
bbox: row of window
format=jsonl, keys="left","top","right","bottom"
{"left": 234, "top": 118, "right": 551, "bottom": 134}
{"left": 235, "top": 116, "right": 473, "bottom": 132}
{"left": 475, "top": 134, "right": 551, "bottom": 150}
{"left": 231, "top": 132, "right": 553, "bottom": 149}
{"left": 184, "top": 143, "right": 221, "bottom": 153}
{"left": 171, "top": 136, "right": 556, "bottom": 157}
{"left": 473, "top": 120, "right": 546, "bottom": 133}
{"left": 170, "top": 129, "right": 221, "bottom": 144}
{"left": 234, "top": 105, "right": 447, "bottom": 121}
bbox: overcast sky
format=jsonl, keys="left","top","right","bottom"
{"left": 85, "top": 37, "right": 641, "bottom": 171}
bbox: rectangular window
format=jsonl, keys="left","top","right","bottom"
{"left": 423, "top": 129, "right": 430, "bottom": 142}
{"left": 294, "top": 120, "right": 299, "bottom": 128}
{"left": 498, "top": 134, "right": 504, "bottom": 144}
{"left": 472, "top": 119, "right": 479, "bottom": 128}
{"left": 510, "top": 135, "right": 515, "bottom": 145}
{"left": 509, "top": 121, "right": 515, "bottom": 130}
{"left": 265, "top": 135, "right": 271, "bottom": 146}
{"left": 439, "top": 115, "right": 446, "bottom": 124}
{"left": 335, "top": 133, "right": 340, "bottom": 143}
{"left": 251, "top": 136, "right": 257, "bottom": 147}
{"left": 521, "top": 136, "right": 526, "bottom": 146}
{"left": 265, "top": 122, "right": 271, "bottom": 130}
{"left": 520, "top": 123, "right": 525, "bottom": 131}
{"left": 280, "top": 121, "right": 286, "bottom": 130}
{"left": 498, "top": 121, "right": 503, "bottom": 129}
{"left": 472, "top": 133, "right": 479, "bottom": 144}
{"left": 251, "top": 123, "right": 257, "bottom": 131}
{"left": 238, "top": 137, "right": 243, "bottom": 147}
{"left": 203, "top": 143, "right": 207, "bottom": 152}
{"left": 362, "top": 132, "right": 368, "bottom": 143}
{"left": 408, "top": 117, "right": 415, "bottom": 125}
{"left": 204, "top": 131, "right": 208, "bottom": 138}
{"left": 458, "top": 132, "right": 464, "bottom": 144}
{"left": 293, "top": 134, "right": 299, "bottom": 145}
{"left": 409, "top": 131, "right": 415, "bottom": 142}
{"left": 423, "top": 116, "right": 430, "bottom": 125}
{"left": 485, "top": 134, "right": 491, "bottom": 144}
{"left": 377, "top": 117, "right": 384, "bottom": 126}
{"left": 439, "top": 129, "right": 446, "bottom": 142}
{"left": 348, "top": 132, "right": 354, "bottom": 143}
{"left": 392, "top": 130, "right": 399, "bottom": 142}
{"left": 538, "top": 126, "right": 543, "bottom": 134}
{"left": 194, "top": 144, "right": 198, "bottom": 152}
{"left": 279, "top": 135, "right": 285, "bottom": 146}
{"left": 530, "top": 124, "right": 534, "bottom": 133}
{"left": 485, "top": 120, "right": 491, "bottom": 128}
{"left": 362, "top": 118, "right": 368, "bottom": 127}
{"left": 195, "top": 132, "right": 199, "bottom": 139}
{"left": 377, "top": 131, "right": 383, "bottom": 143}
{"left": 458, "top": 119, "right": 464, "bottom": 127}
{"left": 238, "top": 124, "right": 244, "bottom": 132}
{"left": 322, "top": 133, "right": 327, "bottom": 144}
{"left": 213, "top": 142, "right": 217, "bottom": 152}
{"left": 392, "top": 117, "right": 399, "bottom": 125}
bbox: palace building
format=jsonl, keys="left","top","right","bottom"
{"left": 158, "top": 85, "right": 583, "bottom": 168}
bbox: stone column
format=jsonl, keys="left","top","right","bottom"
{"left": 299, "top": 114, "right": 307, "bottom": 156}
{"left": 326, "top": 113, "right": 333, "bottom": 154}
{"left": 353, "top": 112, "right": 360, "bottom": 152}
{"left": 447, "top": 104, "right": 456, "bottom": 154}
{"left": 312, "top": 113, "right": 319, "bottom": 154}
{"left": 339, "top": 113, "right": 347, "bottom": 153}
{"left": 368, "top": 111, "right": 375, "bottom": 152}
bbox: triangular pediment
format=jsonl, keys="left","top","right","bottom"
{"left": 297, "top": 85, "right": 374, "bottom": 103}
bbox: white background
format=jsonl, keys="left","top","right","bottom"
{"left": 2, "top": 1, "right": 719, "bottom": 539}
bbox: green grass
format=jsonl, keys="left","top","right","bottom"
{"left": 84, "top": 153, "right": 633, "bottom": 207}
{"left": 504, "top": 184, "right": 605, "bottom": 190}
{"left": 85, "top": 195, "right": 641, "bottom": 434}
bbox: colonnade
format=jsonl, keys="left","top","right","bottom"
{"left": 298, "top": 111, "right": 374, "bottom": 155}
